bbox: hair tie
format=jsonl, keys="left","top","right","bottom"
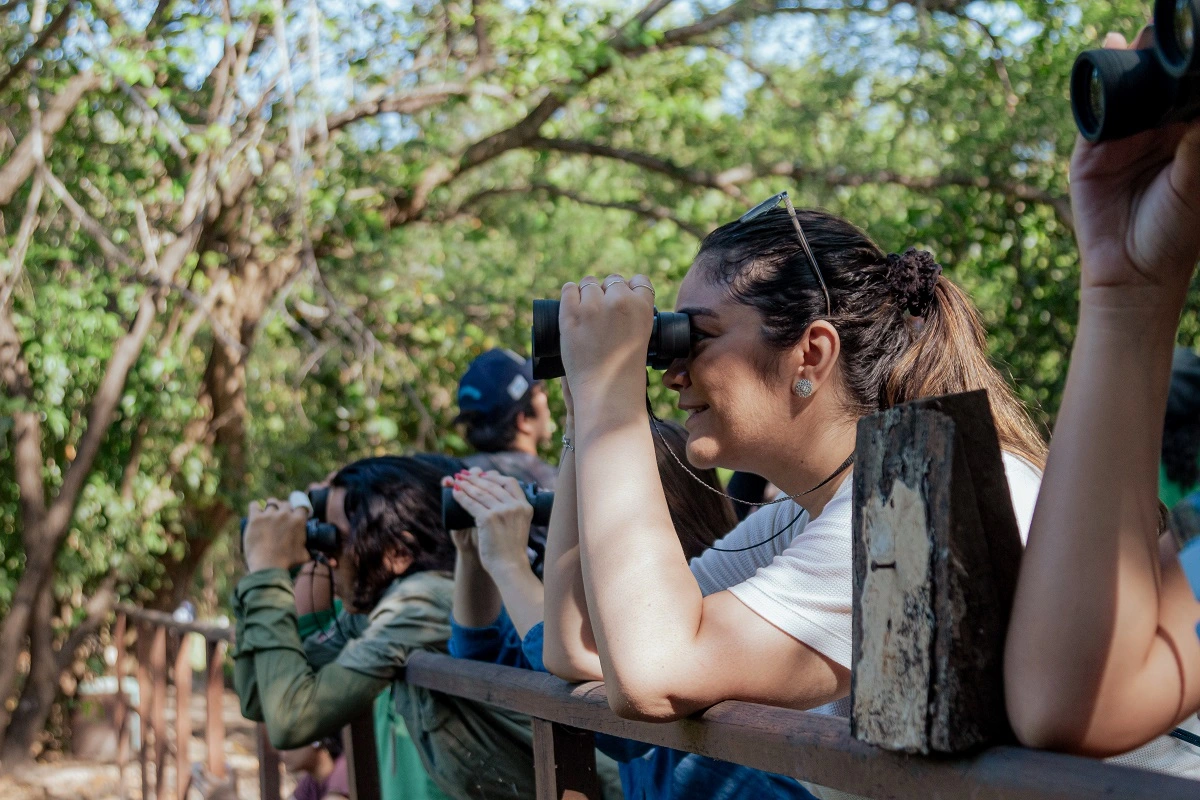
{"left": 883, "top": 248, "right": 942, "bottom": 316}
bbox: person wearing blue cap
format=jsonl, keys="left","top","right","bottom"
{"left": 456, "top": 349, "right": 555, "bottom": 478}
{"left": 456, "top": 349, "right": 558, "bottom": 573}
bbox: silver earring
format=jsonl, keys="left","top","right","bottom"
{"left": 794, "top": 378, "right": 814, "bottom": 398}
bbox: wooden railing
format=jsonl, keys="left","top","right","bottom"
{"left": 400, "top": 651, "right": 1200, "bottom": 800}
{"left": 109, "top": 606, "right": 1200, "bottom": 800}
{"left": 111, "top": 605, "right": 258, "bottom": 800}
{"left": 110, "top": 604, "right": 381, "bottom": 800}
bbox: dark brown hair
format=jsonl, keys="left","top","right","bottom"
{"left": 699, "top": 207, "right": 1046, "bottom": 468}
{"left": 332, "top": 455, "right": 459, "bottom": 611}
{"left": 653, "top": 419, "right": 738, "bottom": 558}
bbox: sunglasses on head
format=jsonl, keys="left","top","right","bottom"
{"left": 739, "top": 191, "right": 832, "bottom": 317}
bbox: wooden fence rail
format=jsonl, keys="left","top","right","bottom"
{"left": 109, "top": 608, "right": 1200, "bottom": 800}
{"left": 402, "top": 651, "right": 1200, "bottom": 800}
{"left": 110, "top": 605, "right": 380, "bottom": 800}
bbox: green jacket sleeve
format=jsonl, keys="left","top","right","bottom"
{"left": 303, "top": 609, "right": 370, "bottom": 669}
{"left": 232, "top": 569, "right": 389, "bottom": 750}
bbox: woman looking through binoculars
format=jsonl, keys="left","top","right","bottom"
{"left": 541, "top": 192, "right": 1047, "bottom": 764}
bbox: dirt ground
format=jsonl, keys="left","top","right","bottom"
{"left": 0, "top": 687, "right": 298, "bottom": 800}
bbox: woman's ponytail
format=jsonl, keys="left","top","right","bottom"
{"left": 885, "top": 276, "right": 1047, "bottom": 469}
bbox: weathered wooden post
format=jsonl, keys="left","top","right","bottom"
{"left": 174, "top": 631, "right": 193, "bottom": 800}
{"left": 257, "top": 723, "right": 282, "bottom": 800}
{"left": 112, "top": 612, "right": 130, "bottom": 800}
{"left": 532, "top": 719, "right": 601, "bottom": 800}
{"left": 851, "top": 390, "right": 1023, "bottom": 754}
{"left": 137, "top": 624, "right": 152, "bottom": 800}
{"left": 343, "top": 711, "right": 382, "bottom": 800}
{"left": 152, "top": 624, "right": 168, "bottom": 798}
{"left": 205, "top": 639, "right": 227, "bottom": 780}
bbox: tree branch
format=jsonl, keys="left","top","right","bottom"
{"left": 390, "top": 0, "right": 808, "bottom": 225}
{"left": 776, "top": 163, "right": 1072, "bottom": 231}
{"left": 459, "top": 183, "right": 708, "bottom": 239}
{"left": 40, "top": 166, "right": 138, "bottom": 266}
{"left": 965, "top": 16, "right": 1018, "bottom": 115}
{"left": 53, "top": 574, "right": 118, "bottom": 673}
{"left": 529, "top": 137, "right": 744, "bottom": 198}
{"left": 0, "top": 70, "right": 100, "bottom": 207}
{"left": 0, "top": 0, "right": 76, "bottom": 97}
{"left": 0, "top": 169, "right": 44, "bottom": 309}
{"left": 323, "top": 83, "right": 505, "bottom": 135}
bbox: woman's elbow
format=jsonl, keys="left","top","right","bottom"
{"left": 606, "top": 676, "right": 688, "bottom": 723}
{"left": 264, "top": 712, "right": 330, "bottom": 751}
{"left": 1008, "top": 695, "right": 1089, "bottom": 753}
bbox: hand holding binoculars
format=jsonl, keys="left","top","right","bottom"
{"left": 441, "top": 482, "right": 555, "bottom": 530}
{"left": 1072, "top": 1, "right": 1200, "bottom": 142}
{"left": 240, "top": 487, "right": 340, "bottom": 556}
{"left": 530, "top": 299, "right": 692, "bottom": 380}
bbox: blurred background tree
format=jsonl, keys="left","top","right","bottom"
{"left": 0, "top": 0, "right": 1174, "bottom": 763}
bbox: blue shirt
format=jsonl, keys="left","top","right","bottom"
{"left": 1180, "top": 539, "right": 1200, "bottom": 645}
{"left": 450, "top": 612, "right": 816, "bottom": 800}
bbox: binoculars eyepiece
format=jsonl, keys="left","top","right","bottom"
{"left": 530, "top": 299, "right": 691, "bottom": 380}
{"left": 1072, "top": 1, "right": 1200, "bottom": 142}
{"left": 441, "top": 482, "right": 555, "bottom": 530}
{"left": 240, "top": 487, "right": 340, "bottom": 556}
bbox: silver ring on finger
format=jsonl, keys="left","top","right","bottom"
{"left": 578, "top": 281, "right": 601, "bottom": 290}
{"left": 629, "top": 283, "right": 655, "bottom": 296}
{"left": 602, "top": 278, "right": 626, "bottom": 291}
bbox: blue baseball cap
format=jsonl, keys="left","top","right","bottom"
{"left": 456, "top": 349, "right": 536, "bottom": 421}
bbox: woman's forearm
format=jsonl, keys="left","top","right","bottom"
{"left": 452, "top": 547, "right": 503, "bottom": 627}
{"left": 487, "top": 561, "right": 545, "bottom": 638}
{"left": 1007, "top": 296, "right": 1200, "bottom": 752}
{"left": 572, "top": 386, "right": 704, "bottom": 698}
{"left": 541, "top": 424, "right": 605, "bottom": 680}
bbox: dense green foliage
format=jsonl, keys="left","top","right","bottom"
{"left": 1, "top": 0, "right": 1196, "bottom": 755}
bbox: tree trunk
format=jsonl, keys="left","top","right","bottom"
{"left": 151, "top": 237, "right": 303, "bottom": 609}
{"left": 1, "top": 583, "right": 57, "bottom": 765}
{"left": 0, "top": 222, "right": 205, "bottom": 758}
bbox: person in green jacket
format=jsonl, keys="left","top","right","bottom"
{"left": 294, "top": 561, "right": 448, "bottom": 800}
{"left": 235, "top": 455, "right": 605, "bottom": 800}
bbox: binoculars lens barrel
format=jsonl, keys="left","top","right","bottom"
{"left": 1070, "top": 4, "right": 1200, "bottom": 142}
{"left": 309, "top": 486, "right": 329, "bottom": 522}
{"left": 1158, "top": 0, "right": 1200, "bottom": 75}
{"left": 305, "top": 520, "right": 340, "bottom": 554}
{"left": 530, "top": 299, "right": 691, "bottom": 380}
{"left": 1071, "top": 47, "right": 1174, "bottom": 142}
{"left": 441, "top": 484, "right": 554, "bottom": 531}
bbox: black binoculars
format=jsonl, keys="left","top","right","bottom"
{"left": 530, "top": 298, "right": 691, "bottom": 380}
{"left": 1071, "top": 1, "right": 1200, "bottom": 142}
{"left": 240, "top": 487, "right": 340, "bottom": 556}
{"left": 441, "top": 482, "right": 555, "bottom": 530}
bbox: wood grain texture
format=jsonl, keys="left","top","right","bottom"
{"left": 851, "top": 391, "right": 1022, "bottom": 754}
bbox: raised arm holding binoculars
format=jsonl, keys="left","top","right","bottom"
{"left": 448, "top": 468, "right": 546, "bottom": 637}
{"left": 1005, "top": 24, "right": 1200, "bottom": 755}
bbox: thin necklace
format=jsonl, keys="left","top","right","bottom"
{"left": 649, "top": 414, "right": 854, "bottom": 507}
